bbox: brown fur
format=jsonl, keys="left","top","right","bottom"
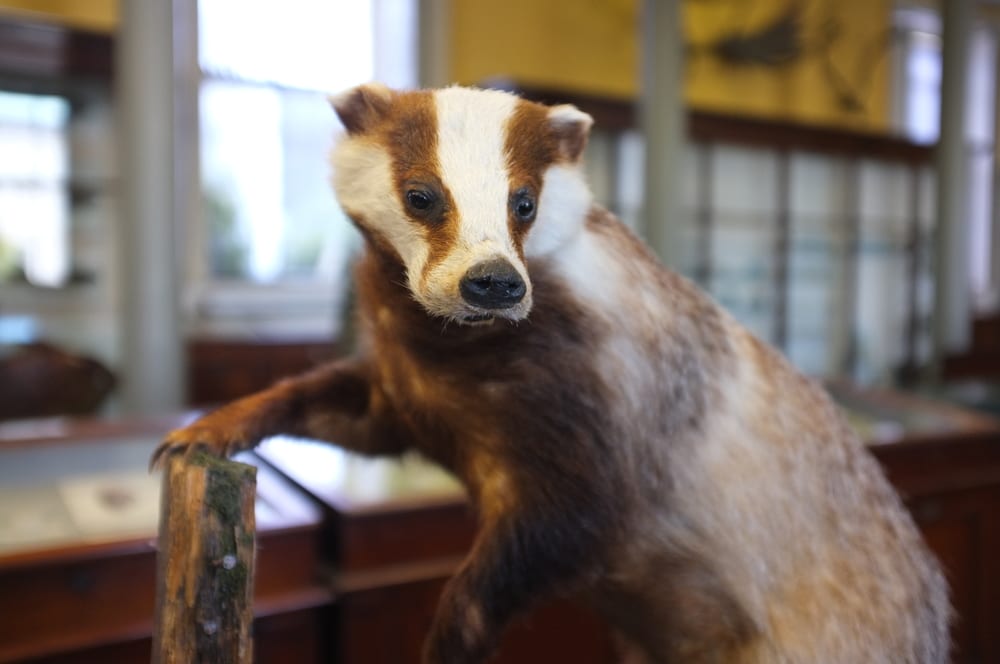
{"left": 504, "top": 100, "right": 560, "bottom": 254}
{"left": 377, "top": 90, "right": 461, "bottom": 281}
{"left": 154, "top": 86, "right": 950, "bottom": 664}
{"left": 339, "top": 88, "right": 463, "bottom": 283}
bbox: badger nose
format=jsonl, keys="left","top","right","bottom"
{"left": 460, "top": 259, "right": 526, "bottom": 309}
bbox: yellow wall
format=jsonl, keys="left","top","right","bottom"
{"left": 0, "top": 0, "right": 117, "bottom": 32}
{"left": 0, "top": 0, "right": 890, "bottom": 131}
{"left": 450, "top": 0, "right": 891, "bottom": 132}
{"left": 450, "top": 0, "right": 638, "bottom": 100}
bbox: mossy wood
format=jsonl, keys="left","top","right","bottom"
{"left": 152, "top": 452, "right": 257, "bottom": 664}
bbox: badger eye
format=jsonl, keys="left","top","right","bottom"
{"left": 512, "top": 190, "right": 536, "bottom": 222}
{"left": 406, "top": 189, "right": 435, "bottom": 212}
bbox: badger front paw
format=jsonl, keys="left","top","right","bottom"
{"left": 423, "top": 592, "right": 494, "bottom": 664}
{"left": 149, "top": 414, "right": 255, "bottom": 471}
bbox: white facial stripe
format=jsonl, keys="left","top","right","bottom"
{"left": 433, "top": 88, "right": 519, "bottom": 261}
{"left": 332, "top": 139, "right": 430, "bottom": 275}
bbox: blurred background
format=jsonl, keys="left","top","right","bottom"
{"left": 0, "top": 0, "right": 997, "bottom": 412}
{"left": 0, "top": 1, "right": 999, "bottom": 663}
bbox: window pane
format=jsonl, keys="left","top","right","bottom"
{"left": 198, "top": 0, "right": 375, "bottom": 284}
{"left": 0, "top": 91, "right": 70, "bottom": 287}
{"left": 200, "top": 81, "right": 353, "bottom": 282}
{"left": 199, "top": 0, "right": 374, "bottom": 90}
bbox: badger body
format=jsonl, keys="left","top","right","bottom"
{"left": 155, "top": 85, "right": 949, "bottom": 663}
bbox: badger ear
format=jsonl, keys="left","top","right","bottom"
{"left": 330, "top": 82, "right": 393, "bottom": 135}
{"left": 548, "top": 104, "right": 593, "bottom": 162}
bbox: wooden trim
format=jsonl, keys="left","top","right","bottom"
{"left": 488, "top": 82, "right": 636, "bottom": 132}
{"left": 827, "top": 381, "right": 1000, "bottom": 443}
{"left": 0, "top": 16, "right": 113, "bottom": 88}
{"left": 687, "top": 111, "right": 933, "bottom": 164}
{"left": 332, "top": 555, "right": 465, "bottom": 595}
{"left": 944, "top": 353, "right": 1000, "bottom": 380}
{"left": 0, "top": 588, "right": 333, "bottom": 663}
{"left": 0, "top": 535, "right": 157, "bottom": 574}
{"left": 503, "top": 84, "right": 933, "bottom": 164}
{"left": 873, "top": 435, "right": 1000, "bottom": 497}
{"left": 0, "top": 412, "right": 191, "bottom": 452}
{"left": 0, "top": 615, "right": 155, "bottom": 664}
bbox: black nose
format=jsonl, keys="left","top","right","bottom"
{"left": 460, "top": 259, "right": 526, "bottom": 309}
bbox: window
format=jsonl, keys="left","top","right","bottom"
{"left": 895, "top": 7, "right": 998, "bottom": 309}
{"left": 193, "top": 0, "right": 417, "bottom": 337}
{"left": 966, "top": 27, "right": 997, "bottom": 305}
{"left": 896, "top": 7, "right": 942, "bottom": 146}
{"left": 0, "top": 91, "right": 70, "bottom": 288}
{"left": 198, "top": 0, "right": 375, "bottom": 285}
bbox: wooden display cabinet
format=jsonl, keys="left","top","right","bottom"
{"left": 2, "top": 384, "right": 998, "bottom": 663}
{"left": 186, "top": 339, "right": 339, "bottom": 407}
{"left": 0, "top": 419, "right": 331, "bottom": 664}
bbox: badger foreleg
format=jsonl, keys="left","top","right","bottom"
{"left": 150, "top": 358, "right": 408, "bottom": 469}
{"left": 424, "top": 496, "right": 606, "bottom": 664}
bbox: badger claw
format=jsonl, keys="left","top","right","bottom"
{"left": 148, "top": 439, "right": 176, "bottom": 472}
{"left": 148, "top": 424, "right": 248, "bottom": 472}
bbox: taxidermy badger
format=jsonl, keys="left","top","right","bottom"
{"left": 154, "top": 84, "right": 949, "bottom": 663}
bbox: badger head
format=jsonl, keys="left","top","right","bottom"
{"left": 330, "top": 83, "right": 593, "bottom": 325}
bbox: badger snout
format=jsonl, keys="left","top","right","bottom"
{"left": 460, "top": 258, "right": 526, "bottom": 310}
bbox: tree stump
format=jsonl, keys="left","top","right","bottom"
{"left": 152, "top": 452, "right": 257, "bottom": 664}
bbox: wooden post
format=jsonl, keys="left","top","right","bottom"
{"left": 153, "top": 452, "right": 257, "bottom": 664}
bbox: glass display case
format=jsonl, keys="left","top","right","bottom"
{"left": 0, "top": 418, "right": 328, "bottom": 664}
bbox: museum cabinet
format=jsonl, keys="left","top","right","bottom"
{"left": 0, "top": 418, "right": 330, "bottom": 663}
{"left": 1, "top": 386, "right": 999, "bottom": 663}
